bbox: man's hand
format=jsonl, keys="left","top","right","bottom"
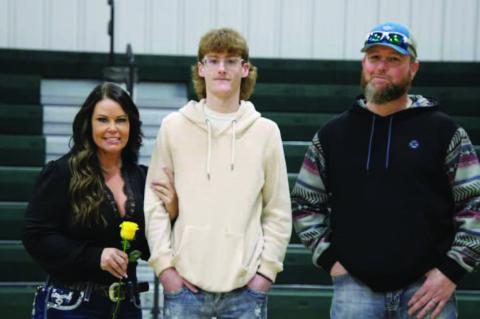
{"left": 330, "top": 261, "right": 348, "bottom": 277}
{"left": 247, "top": 273, "right": 272, "bottom": 293}
{"left": 159, "top": 267, "right": 198, "bottom": 293}
{"left": 407, "top": 268, "right": 456, "bottom": 319}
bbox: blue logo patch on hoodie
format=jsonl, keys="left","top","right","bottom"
{"left": 409, "top": 139, "right": 420, "bottom": 149}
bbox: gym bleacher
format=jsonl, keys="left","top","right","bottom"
{"left": 0, "top": 48, "right": 479, "bottom": 318}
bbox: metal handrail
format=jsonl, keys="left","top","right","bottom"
{"left": 107, "top": 0, "right": 115, "bottom": 66}
{"left": 104, "top": 0, "right": 137, "bottom": 99}
{"left": 126, "top": 43, "right": 135, "bottom": 99}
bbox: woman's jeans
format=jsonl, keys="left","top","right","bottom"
{"left": 331, "top": 274, "right": 457, "bottom": 319}
{"left": 31, "top": 282, "right": 142, "bottom": 319}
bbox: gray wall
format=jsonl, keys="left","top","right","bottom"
{"left": 1, "top": 0, "right": 479, "bottom": 61}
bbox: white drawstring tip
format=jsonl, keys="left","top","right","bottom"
{"left": 230, "top": 163, "right": 234, "bottom": 171}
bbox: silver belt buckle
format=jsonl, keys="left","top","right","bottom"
{"left": 108, "top": 282, "right": 126, "bottom": 302}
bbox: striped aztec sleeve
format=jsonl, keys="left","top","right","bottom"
{"left": 291, "top": 133, "right": 335, "bottom": 270}
{"left": 444, "top": 127, "right": 480, "bottom": 276}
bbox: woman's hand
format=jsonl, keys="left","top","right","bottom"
{"left": 100, "top": 248, "right": 128, "bottom": 279}
{"left": 151, "top": 166, "right": 178, "bottom": 221}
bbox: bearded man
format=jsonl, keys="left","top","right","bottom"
{"left": 291, "top": 22, "right": 480, "bottom": 319}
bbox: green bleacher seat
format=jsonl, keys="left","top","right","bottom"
{"left": 1, "top": 49, "right": 479, "bottom": 88}
{"left": 137, "top": 55, "right": 195, "bottom": 82}
{"left": 0, "top": 135, "right": 45, "bottom": 166}
{"left": 455, "top": 116, "right": 480, "bottom": 145}
{"left": 283, "top": 141, "right": 308, "bottom": 173}
{"left": 0, "top": 104, "right": 42, "bottom": 135}
{"left": 0, "top": 202, "right": 27, "bottom": 240}
{"left": 0, "top": 74, "right": 40, "bottom": 104}
{"left": 276, "top": 245, "right": 331, "bottom": 285}
{"left": 0, "top": 48, "right": 195, "bottom": 82}
{"left": 253, "top": 58, "right": 480, "bottom": 87}
{"left": 0, "top": 49, "right": 110, "bottom": 80}
{"left": 287, "top": 173, "right": 297, "bottom": 192}
{"left": 416, "top": 62, "right": 480, "bottom": 87}
{"left": 266, "top": 112, "right": 331, "bottom": 141}
{"left": 253, "top": 83, "right": 358, "bottom": 114}
{"left": 0, "top": 242, "right": 45, "bottom": 282}
{"left": 269, "top": 285, "right": 332, "bottom": 318}
{"left": 457, "top": 291, "right": 480, "bottom": 318}
{"left": 0, "top": 285, "right": 37, "bottom": 319}
{"left": 253, "top": 83, "right": 480, "bottom": 117}
{"left": 0, "top": 167, "right": 41, "bottom": 201}
{"left": 254, "top": 59, "right": 360, "bottom": 85}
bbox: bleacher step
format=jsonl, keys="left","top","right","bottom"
{"left": 0, "top": 135, "right": 45, "bottom": 166}
{"left": 0, "top": 166, "right": 41, "bottom": 201}
{"left": 0, "top": 104, "right": 42, "bottom": 135}
{"left": 41, "top": 80, "right": 187, "bottom": 108}
{"left": 0, "top": 202, "right": 27, "bottom": 240}
{"left": 0, "top": 74, "right": 40, "bottom": 104}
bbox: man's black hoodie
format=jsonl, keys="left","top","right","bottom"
{"left": 318, "top": 95, "right": 462, "bottom": 291}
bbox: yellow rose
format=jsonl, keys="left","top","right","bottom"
{"left": 119, "top": 221, "right": 139, "bottom": 241}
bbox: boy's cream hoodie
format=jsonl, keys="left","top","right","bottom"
{"left": 144, "top": 99, "right": 292, "bottom": 292}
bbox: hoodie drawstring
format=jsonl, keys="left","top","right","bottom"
{"left": 385, "top": 116, "right": 393, "bottom": 169}
{"left": 231, "top": 120, "right": 236, "bottom": 171}
{"left": 366, "top": 114, "right": 394, "bottom": 171}
{"left": 205, "top": 119, "right": 237, "bottom": 180}
{"left": 206, "top": 119, "right": 212, "bottom": 180}
{"left": 366, "top": 114, "right": 376, "bottom": 171}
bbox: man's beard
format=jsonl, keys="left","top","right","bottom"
{"left": 361, "top": 72, "right": 411, "bottom": 104}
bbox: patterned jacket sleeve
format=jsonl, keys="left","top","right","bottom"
{"left": 439, "top": 127, "right": 480, "bottom": 283}
{"left": 291, "top": 132, "right": 336, "bottom": 272}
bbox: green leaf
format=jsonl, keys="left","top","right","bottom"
{"left": 128, "top": 250, "right": 142, "bottom": 262}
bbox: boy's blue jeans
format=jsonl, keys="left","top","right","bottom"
{"left": 331, "top": 274, "right": 457, "bottom": 319}
{"left": 163, "top": 286, "right": 267, "bottom": 319}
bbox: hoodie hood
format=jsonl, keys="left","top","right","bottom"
{"left": 350, "top": 95, "right": 439, "bottom": 171}
{"left": 179, "top": 99, "right": 261, "bottom": 179}
{"left": 179, "top": 99, "right": 261, "bottom": 135}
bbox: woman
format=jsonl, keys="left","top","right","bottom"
{"left": 23, "top": 82, "right": 177, "bottom": 318}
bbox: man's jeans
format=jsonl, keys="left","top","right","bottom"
{"left": 163, "top": 286, "right": 267, "bottom": 319}
{"left": 331, "top": 274, "right": 457, "bottom": 319}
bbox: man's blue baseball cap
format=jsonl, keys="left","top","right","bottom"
{"left": 361, "top": 22, "right": 417, "bottom": 58}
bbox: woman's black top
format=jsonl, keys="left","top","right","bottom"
{"left": 22, "top": 154, "right": 150, "bottom": 285}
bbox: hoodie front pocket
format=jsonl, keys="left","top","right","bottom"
{"left": 174, "top": 225, "right": 247, "bottom": 290}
